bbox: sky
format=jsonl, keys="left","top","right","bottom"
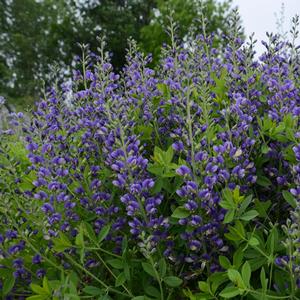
{"left": 219, "top": 0, "right": 300, "bottom": 54}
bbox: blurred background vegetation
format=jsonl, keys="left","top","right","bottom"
{"left": 0, "top": 0, "right": 235, "bottom": 109}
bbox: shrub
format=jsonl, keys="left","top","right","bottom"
{"left": 0, "top": 15, "right": 300, "bottom": 300}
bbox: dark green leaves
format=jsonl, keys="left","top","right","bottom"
{"left": 142, "top": 262, "right": 156, "bottom": 278}
{"left": 171, "top": 206, "right": 190, "bottom": 219}
{"left": 83, "top": 286, "right": 103, "bottom": 296}
{"left": 163, "top": 276, "right": 183, "bottom": 287}
{"left": 28, "top": 277, "right": 51, "bottom": 300}
{"left": 282, "top": 190, "right": 297, "bottom": 208}
{"left": 107, "top": 259, "right": 124, "bottom": 269}
{"left": 98, "top": 224, "right": 111, "bottom": 243}
{"left": 227, "top": 269, "right": 245, "bottom": 289}
{"left": 240, "top": 210, "right": 259, "bottom": 221}
{"left": 115, "top": 272, "right": 126, "bottom": 287}
{"left": 53, "top": 233, "right": 72, "bottom": 252}
{"left": 219, "top": 286, "right": 241, "bottom": 298}
{"left": 3, "top": 273, "right": 15, "bottom": 296}
{"left": 148, "top": 146, "right": 178, "bottom": 178}
{"left": 157, "top": 83, "right": 171, "bottom": 99}
{"left": 241, "top": 261, "right": 251, "bottom": 288}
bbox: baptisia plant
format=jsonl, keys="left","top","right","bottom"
{"left": 0, "top": 11, "right": 300, "bottom": 300}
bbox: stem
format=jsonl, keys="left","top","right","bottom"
{"left": 153, "top": 119, "right": 163, "bottom": 147}
{"left": 149, "top": 256, "right": 164, "bottom": 300}
{"left": 23, "top": 234, "right": 64, "bottom": 272}
{"left": 64, "top": 253, "right": 131, "bottom": 298}
{"left": 186, "top": 83, "right": 195, "bottom": 176}
{"left": 93, "top": 251, "right": 133, "bottom": 297}
{"left": 248, "top": 289, "right": 294, "bottom": 299}
{"left": 288, "top": 237, "right": 296, "bottom": 298}
{"left": 82, "top": 48, "right": 88, "bottom": 90}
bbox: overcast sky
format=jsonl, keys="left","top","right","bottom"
{"left": 219, "top": 0, "right": 300, "bottom": 54}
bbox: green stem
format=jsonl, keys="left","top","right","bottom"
{"left": 186, "top": 83, "right": 195, "bottom": 176}
{"left": 288, "top": 238, "right": 296, "bottom": 298}
{"left": 64, "top": 253, "right": 131, "bottom": 298}
{"left": 149, "top": 256, "right": 164, "bottom": 300}
{"left": 248, "top": 289, "right": 294, "bottom": 299}
{"left": 82, "top": 48, "right": 88, "bottom": 90}
{"left": 93, "top": 251, "right": 133, "bottom": 297}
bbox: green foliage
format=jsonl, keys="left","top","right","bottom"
{"left": 140, "top": 0, "right": 234, "bottom": 63}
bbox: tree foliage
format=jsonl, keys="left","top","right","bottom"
{"left": 0, "top": 0, "right": 234, "bottom": 106}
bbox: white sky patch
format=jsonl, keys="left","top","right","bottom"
{"left": 219, "top": 0, "right": 300, "bottom": 54}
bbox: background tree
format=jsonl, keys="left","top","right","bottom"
{"left": 140, "top": 0, "right": 233, "bottom": 62}
{"left": 0, "top": 0, "right": 234, "bottom": 108}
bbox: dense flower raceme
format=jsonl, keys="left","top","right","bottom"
{"left": 1, "top": 23, "right": 300, "bottom": 299}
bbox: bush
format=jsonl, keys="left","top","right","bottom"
{"left": 0, "top": 15, "right": 300, "bottom": 300}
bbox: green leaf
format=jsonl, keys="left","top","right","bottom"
{"left": 249, "top": 257, "right": 268, "bottom": 272}
{"left": 227, "top": 269, "right": 245, "bottom": 288}
{"left": 248, "top": 237, "right": 259, "bottom": 247}
{"left": 148, "top": 164, "right": 164, "bottom": 176}
{"left": 234, "top": 220, "right": 245, "bottom": 239}
{"left": 233, "top": 248, "right": 244, "bottom": 268}
{"left": 240, "top": 210, "right": 259, "bottom": 221}
{"left": 198, "top": 281, "right": 209, "bottom": 293}
{"left": 158, "top": 258, "right": 167, "bottom": 278}
{"left": 30, "top": 283, "right": 46, "bottom": 295}
{"left": 75, "top": 224, "right": 85, "bottom": 263}
{"left": 98, "top": 224, "right": 111, "bottom": 243}
{"left": 241, "top": 261, "right": 251, "bottom": 288}
{"left": 42, "top": 277, "right": 51, "bottom": 294}
{"left": 145, "top": 285, "right": 161, "bottom": 298}
{"left": 83, "top": 222, "right": 97, "bottom": 243}
{"left": 151, "top": 178, "right": 164, "bottom": 193}
{"left": 239, "top": 195, "right": 253, "bottom": 214}
{"left": 83, "top": 286, "right": 103, "bottom": 296}
{"left": 124, "top": 261, "right": 131, "bottom": 281}
{"left": 131, "top": 297, "right": 146, "bottom": 300}
{"left": 224, "top": 232, "right": 241, "bottom": 241}
{"left": 223, "top": 210, "right": 235, "bottom": 224}
{"left": 157, "top": 83, "right": 171, "bottom": 99}
{"left": 210, "top": 272, "right": 228, "bottom": 294}
{"left": 26, "top": 296, "right": 49, "bottom": 300}
{"left": 154, "top": 146, "right": 164, "bottom": 161}
{"left": 53, "top": 232, "right": 72, "bottom": 252}
{"left": 136, "top": 125, "right": 153, "bottom": 140}
{"left": 282, "top": 190, "right": 297, "bottom": 208}
{"left": 220, "top": 189, "right": 236, "bottom": 210}
{"left": 3, "top": 273, "right": 15, "bottom": 295}
{"left": 107, "top": 259, "right": 124, "bottom": 269}
{"left": 63, "top": 294, "right": 80, "bottom": 300}
{"left": 171, "top": 206, "right": 190, "bottom": 219}
{"left": 163, "top": 276, "right": 183, "bottom": 287}
{"left": 219, "top": 256, "right": 231, "bottom": 269}
{"left": 256, "top": 175, "right": 272, "bottom": 187}
{"left": 75, "top": 223, "right": 84, "bottom": 248}
{"left": 266, "top": 226, "right": 279, "bottom": 255}
{"left": 165, "top": 146, "right": 174, "bottom": 164}
{"left": 261, "top": 144, "right": 270, "bottom": 154}
{"left": 255, "top": 199, "right": 271, "bottom": 218}
{"left": 100, "top": 295, "right": 113, "bottom": 300}
{"left": 115, "top": 272, "right": 126, "bottom": 287}
{"left": 260, "top": 267, "right": 268, "bottom": 292}
{"left": 142, "top": 262, "right": 156, "bottom": 278}
{"left": 219, "top": 286, "right": 241, "bottom": 298}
